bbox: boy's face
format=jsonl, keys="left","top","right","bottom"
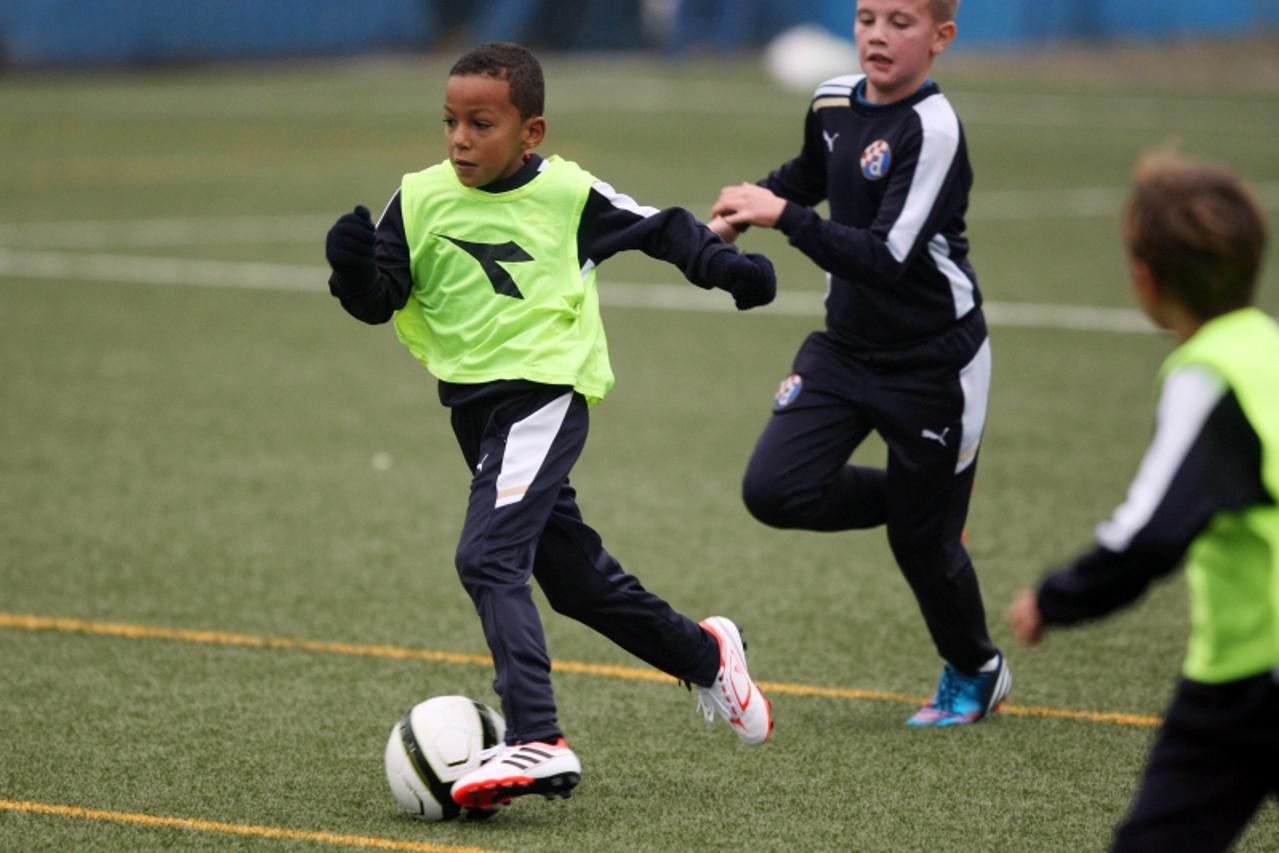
{"left": 854, "top": 0, "right": 955, "bottom": 104}
{"left": 443, "top": 73, "right": 544, "bottom": 188}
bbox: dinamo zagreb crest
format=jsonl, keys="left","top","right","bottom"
{"left": 860, "top": 139, "right": 892, "bottom": 180}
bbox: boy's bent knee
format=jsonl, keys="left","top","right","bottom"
{"left": 453, "top": 543, "right": 485, "bottom": 590}
{"left": 454, "top": 540, "right": 523, "bottom": 591}
{"left": 742, "top": 470, "right": 798, "bottom": 529}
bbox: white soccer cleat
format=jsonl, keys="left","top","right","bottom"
{"left": 697, "top": 616, "right": 773, "bottom": 745}
{"left": 450, "top": 738, "right": 581, "bottom": 809}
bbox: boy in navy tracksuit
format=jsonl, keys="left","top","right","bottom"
{"left": 710, "top": 0, "right": 1010, "bottom": 725}
{"left": 325, "top": 43, "right": 774, "bottom": 811}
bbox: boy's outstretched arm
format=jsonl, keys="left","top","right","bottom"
{"left": 1006, "top": 368, "right": 1268, "bottom": 642}
{"left": 325, "top": 193, "right": 413, "bottom": 324}
{"left": 704, "top": 249, "right": 776, "bottom": 310}
{"left": 715, "top": 118, "right": 964, "bottom": 287}
{"left": 708, "top": 107, "right": 828, "bottom": 245}
{"left": 712, "top": 183, "right": 788, "bottom": 231}
{"left": 579, "top": 180, "right": 775, "bottom": 310}
{"left": 712, "top": 177, "right": 906, "bottom": 285}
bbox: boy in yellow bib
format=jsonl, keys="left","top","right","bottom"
{"left": 325, "top": 42, "right": 775, "bottom": 812}
{"left": 1007, "top": 152, "right": 1279, "bottom": 851}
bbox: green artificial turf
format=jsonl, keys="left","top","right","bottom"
{"left": 2, "top": 45, "right": 1278, "bottom": 852}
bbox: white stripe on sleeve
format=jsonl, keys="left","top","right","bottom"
{"left": 591, "top": 180, "right": 659, "bottom": 219}
{"left": 929, "top": 233, "right": 976, "bottom": 319}
{"left": 888, "top": 95, "right": 959, "bottom": 263}
{"left": 1095, "top": 365, "right": 1227, "bottom": 551}
{"left": 814, "top": 74, "right": 863, "bottom": 97}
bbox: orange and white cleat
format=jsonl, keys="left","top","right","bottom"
{"left": 697, "top": 616, "right": 773, "bottom": 745}
{"left": 450, "top": 739, "right": 581, "bottom": 809}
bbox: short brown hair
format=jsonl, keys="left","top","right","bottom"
{"left": 930, "top": 0, "right": 960, "bottom": 23}
{"left": 449, "top": 42, "right": 545, "bottom": 119}
{"left": 1124, "top": 151, "right": 1267, "bottom": 320}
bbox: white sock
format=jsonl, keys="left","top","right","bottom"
{"left": 978, "top": 654, "right": 1001, "bottom": 673}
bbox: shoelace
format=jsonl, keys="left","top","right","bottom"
{"left": 696, "top": 689, "right": 718, "bottom": 723}
{"left": 681, "top": 677, "right": 722, "bottom": 724}
{"left": 477, "top": 743, "right": 505, "bottom": 765}
{"left": 933, "top": 665, "right": 967, "bottom": 710}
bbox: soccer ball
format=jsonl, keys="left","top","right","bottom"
{"left": 764, "top": 25, "right": 860, "bottom": 94}
{"left": 384, "top": 695, "right": 506, "bottom": 821}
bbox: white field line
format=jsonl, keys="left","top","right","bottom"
{"left": 1, "top": 182, "right": 1277, "bottom": 252}
{"left": 0, "top": 214, "right": 335, "bottom": 249}
{"left": 0, "top": 214, "right": 338, "bottom": 250}
{"left": 13, "top": 76, "right": 1277, "bottom": 134}
{"left": 0, "top": 247, "right": 1158, "bottom": 334}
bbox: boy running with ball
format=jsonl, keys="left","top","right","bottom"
{"left": 325, "top": 42, "right": 776, "bottom": 810}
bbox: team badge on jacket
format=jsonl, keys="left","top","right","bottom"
{"left": 774, "top": 373, "right": 803, "bottom": 409}
{"left": 860, "top": 140, "right": 892, "bottom": 180}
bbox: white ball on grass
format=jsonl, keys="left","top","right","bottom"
{"left": 384, "top": 695, "right": 506, "bottom": 821}
{"left": 764, "top": 25, "right": 861, "bottom": 94}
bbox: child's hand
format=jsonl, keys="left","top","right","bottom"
{"left": 708, "top": 215, "right": 741, "bottom": 243}
{"left": 707, "top": 250, "right": 776, "bottom": 311}
{"left": 1005, "top": 590, "right": 1045, "bottom": 645}
{"left": 712, "top": 183, "right": 786, "bottom": 230}
{"left": 326, "top": 205, "right": 377, "bottom": 290}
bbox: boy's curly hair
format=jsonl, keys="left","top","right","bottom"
{"left": 449, "top": 42, "right": 545, "bottom": 120}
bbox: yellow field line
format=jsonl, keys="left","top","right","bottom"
{"left": 758, "top": 680, "right": 1161, "bottom": 727}
{"left": 0, "top": 799, "right": 508, "bottom": 853}
{"left": 0, "top": 612, "right": 1161, "bottom": 728}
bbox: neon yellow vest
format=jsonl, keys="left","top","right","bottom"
{"left": 1159, "top": 307, "right": 1279, "bottom": 682}
{"left": 394, "top": 156, "right": 613, "bottom": 403}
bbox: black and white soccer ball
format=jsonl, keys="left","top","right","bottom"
{"left": 384, "top": 695, "right": 506, "bottom": 821}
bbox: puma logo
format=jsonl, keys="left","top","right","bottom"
{"left": 921, "top": 427, "right": 950, "bottom": 447}
{"left": 823, "top": 130, "right": 840, "bottom": 152}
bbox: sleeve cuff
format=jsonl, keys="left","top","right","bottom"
{"left": 775, "top": 201, "right": 811, "bottom": 237}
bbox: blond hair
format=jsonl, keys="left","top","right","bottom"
{"left": 1125, "top": 150, "right": 1267, "bottom": 320}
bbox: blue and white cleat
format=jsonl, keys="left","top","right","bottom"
{"left": 907, "top": 652, "right": 1011, "bottom": 727}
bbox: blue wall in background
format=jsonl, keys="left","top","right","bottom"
{"left": 952, "top": 0, "right": 1278, "bottom": 45}
{"left": 0, "top": 0, "right": 432, "bottom": 66}
{"left": 1, "top": 0, "right": 1276, "bottom": 68}
{"left": 796, "top": 0, "right": 1278, "bottom": 45}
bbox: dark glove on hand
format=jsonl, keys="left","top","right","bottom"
{"left": 708, "top": 250, "right": 776, "bottom": 311}
{"left": 326, "top": 205, "right": 377, "bottom": 291}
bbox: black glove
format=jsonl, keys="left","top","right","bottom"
{"left": 706, "top": 250, "right": 776, "bottom": 311}
{"left": 326, "top": 204, "right": 377, "bottom": 291}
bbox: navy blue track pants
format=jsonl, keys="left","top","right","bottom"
{"left": 742, "top": 319, "right": 998, "bottom": 674}
{"left": 449, "top": 386, "right": 720, "bottom": 743}
{"left": 1110, "top": 673, "right": 1279, "bottom": 852}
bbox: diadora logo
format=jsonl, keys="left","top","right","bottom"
{"left": 437, "top": 234, "right": 533, "bottom": 299}
{"left": 822, "top": 130, "right": 840, "bottom": 153}
{"left": 860, "top": 139, "right": 892, "bottom": 180}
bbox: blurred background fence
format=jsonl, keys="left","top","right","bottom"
{"left": 2, "top": 0, "right": 1277, "bottom": 68}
